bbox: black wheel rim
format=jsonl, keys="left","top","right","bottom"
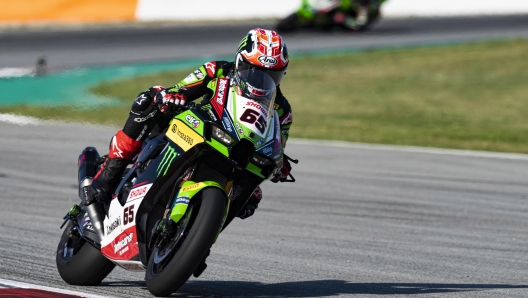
{"left": 57, "top": 225, "right": 85, "bottom": 263}
{"left": 150, "top": 204, "right": 195, "bottom": 275}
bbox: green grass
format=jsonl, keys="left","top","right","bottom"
{"left": 3, "top": 39, "right": 528, "bottom": 153}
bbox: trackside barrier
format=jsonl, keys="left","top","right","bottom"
{"left": 0, "top": 0, "right": 137, "bottom": 24}
{"left": 2, "top": 0, "right": 528, "bottom": 24}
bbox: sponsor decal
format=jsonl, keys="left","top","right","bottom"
{"left": 128, "top": 185, "right": 149, "bottom": 200}
{"left": 114, "top": 232, "right": 134, "bottom": 255}
{"left": 258, "top": 55, "right": 278, "bottom": 66}
{"left": 106, "top": 216, "right": 121, "bottom": 235}
{"left": 237, "top": 36, "right": 248, "bottom": 52}
{"left": 207, "top": 109, "right": 217, "bottom": 121}
{"left": 181, "top": 183, "right": 201, "bottom": 192}
{"left": 135, "top": 93, "right": 147, "bottom": 105}
{"left": 183, "top": 73, "right": 195, "bottom": 84}
{"left": 222, "top": 117, "right": 234, "bottom": 133}
{"left": 204, "top": 62, "right": 216, "bottom": 77}
{"left": 185, "top": 114, "right": 200, "bottom": 128}
{"left": 134, "top": 110, "right": 156, "bottom": 123}
{"left": 111, "top": 135, "right": 124, "bottom": 158}
{"left": 235, "top": 122, "right": 244, "bottom": 135}
{"left": 200, "top": 104, "right": 212, "bottom": 110}
{"left": 157, "top": 146, "right": 178, "bottom": 176}
{"left": 262, "top": 146, "right": 272, "bottom": 154}
{"left": 246, "top": 101, "right": 268, "bottom": 117}
{"left": 178, "top": 128, "right": 194, "bottom": 146}
{"left": 193, "top": 69, "right": 204, "bottom": 80}
{"left": 175, "top": 196, "right": 190, "bottom": 204}
{"left": 128, "top": 186, "right": 149, "bottom": 200}
{"left": 211, "top": 78, "right": 228, "bottom": 119}
{"left": 281, "top": 129, "right": 289, "bottom": 135}
{"left": 281, "top": 111, "right": 293, "bottom": 125}
{"left": 82, "top": 212, "right": 94, "bottom": 231}
{"left": 166, "top": 121, "right": 204, "bottom": 152}
{"left": 256, "top": 138, "right": 264, "bottom": 146}
{"left": 215, "top": 79, "right": 227, "bottom": 105}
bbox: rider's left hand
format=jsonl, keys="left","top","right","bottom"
{"left": 238, "top": 187, "right": 262, "bottom": 220}
{"left": 271, "top": 159, "right": 292, "bottom": 183}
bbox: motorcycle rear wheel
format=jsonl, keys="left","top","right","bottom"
{"left": 56, "top": 225, "right": 115, "bottom": 286}
{"left": 145, "top": 187, "right": 226, "bottom": 297}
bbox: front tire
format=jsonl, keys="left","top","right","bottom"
{"left": 56, "top": 226, "right": 115, "bottom": 285}
{"left": 146, "top": 188, "right": 227, "bottom": 297}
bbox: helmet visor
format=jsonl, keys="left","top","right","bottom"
{"left": 235, "top": 69, "right": 277, "bottom": 117}
{"left": 236, "top": 57, "right": 286, "bottom": 86}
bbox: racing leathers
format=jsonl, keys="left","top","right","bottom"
{"left": 89, "top": 60, "right": 293, "bottom": 219}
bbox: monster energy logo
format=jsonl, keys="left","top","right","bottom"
{"left": 157, "top": 146, "right": 178, "bottom": 176}
{"left": 238, "top": 36, "right": 248, "bottom": 52}
{"left": 200, "top": 104, "right": 212, "bottom": 110}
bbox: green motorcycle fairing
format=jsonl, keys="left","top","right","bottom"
{"left": 161, "top": 71, "right": 281, "bottom": 230}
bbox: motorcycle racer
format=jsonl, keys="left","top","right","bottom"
{"left": 332, "top": 0, "right": 373, "bottom": 30}
{"left": 88, "top": 28, "right": 293, "bottom": 220}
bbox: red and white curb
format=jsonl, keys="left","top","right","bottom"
{"left": 0, "top": 278, "right": 111, "bottom": 298}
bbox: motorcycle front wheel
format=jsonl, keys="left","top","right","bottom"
{"left": 145, "top": 187, "right": 226, "bottom": 297}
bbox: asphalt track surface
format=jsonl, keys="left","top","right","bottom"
{"left": 1, "top": 15, "right": 528, "bottom": 298}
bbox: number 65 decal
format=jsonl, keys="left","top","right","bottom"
{"left": 124, "top": 205, "right": 134, "bottom": 225}
{"left": 240, "top": 109, "right": 267, "bottom": 134}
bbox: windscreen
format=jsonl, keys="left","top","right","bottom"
{"left": 236, "top": 69, "right": 277, "bottom": 119}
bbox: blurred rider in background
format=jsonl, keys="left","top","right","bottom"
{"left": 333, "top": 0, "right": 372, "bottom": 30}
{"left": 87, "top": 28, "right": 293, "bottom": 220}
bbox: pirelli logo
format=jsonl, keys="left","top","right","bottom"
{"left": 166, "top": 120, "right": 204, "bottom": 152}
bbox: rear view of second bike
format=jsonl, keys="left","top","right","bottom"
{"left": 276, "top": 0, "right": 387, "bottom": 32}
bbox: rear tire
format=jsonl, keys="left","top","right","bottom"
{"left": 146, "top": 188, "right": 226, "bottom": 297}
{"left": 56, "top": 226, "right": 115, "bottom": 286}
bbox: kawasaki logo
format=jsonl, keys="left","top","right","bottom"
{"left": 106, "top": 216, "right": 121, "bottom": 235}
{"left": 157, "top": 146, "right": 178, "bottom": 176}
{"left": 114, "top": 233, "right": 133, "bottom": 254}
{"left": 258, "top": 56, "right": 278, "bottom": 66}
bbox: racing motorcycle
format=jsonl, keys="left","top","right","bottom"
{"left": 55, "top": 69, "right": 297, "bottom": 297}
{"left": 276, "top": 0, "right": 387, "bottom": 32}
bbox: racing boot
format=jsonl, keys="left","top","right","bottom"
{"left": 88, "top": 130, "right": 142, "bottom": 204}
{"left": 237, "top": 186, "right": 262, "bottom": 219}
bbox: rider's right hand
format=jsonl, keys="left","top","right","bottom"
{"left": 154, "top": 89, "right": 187, "bottom": 114}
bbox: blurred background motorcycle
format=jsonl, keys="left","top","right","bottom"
{"left": 276, "top": 0, "right": 387, "bottom": 32}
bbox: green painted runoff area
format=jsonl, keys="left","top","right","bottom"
{"left": 2, "top": 39, "right": 528, "bottom": 153}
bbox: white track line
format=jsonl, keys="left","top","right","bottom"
{"left": 0, "top": 113, "right": 41, "bottom": 126}
{"left": 289, "top": 138, "right": 528, "bottom": 161}
{"left": 0, "top": 278, "right": 112, "bottom": 298}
